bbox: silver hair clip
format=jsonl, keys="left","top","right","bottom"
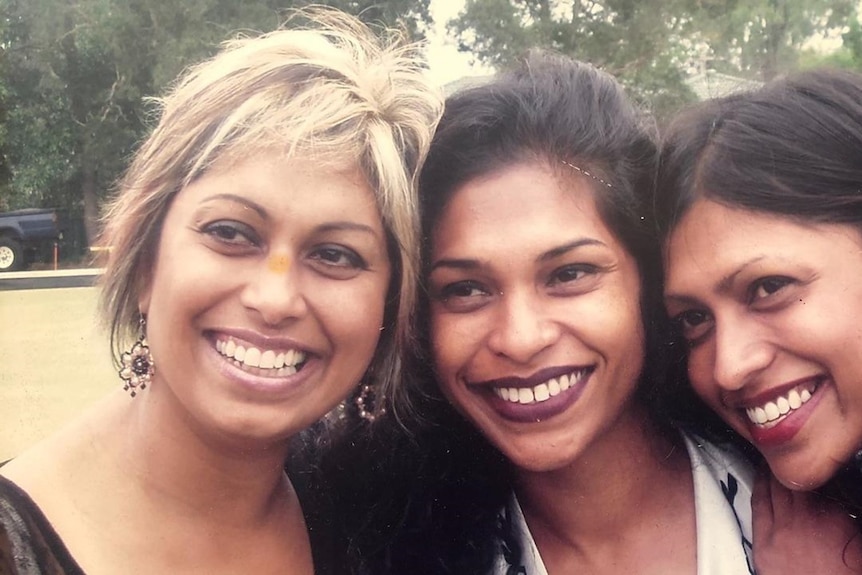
{"left": 562, "top": 161, "right": 614, "bottom": 189}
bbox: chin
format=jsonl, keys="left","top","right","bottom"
{"left": 769, "top": 458, "right": 840, "bottom": 491}
{"left": 501, "top": 445, "right": 579, "bottom": 474}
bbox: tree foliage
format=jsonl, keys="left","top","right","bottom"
{"left": 451, "top": 0, "right": 700, "bottom": 118}
{"left": 686, "top": 0, "right": 857, "bottom": 80}
{"left": 450, "top": 0, "right": 859, "bottom": 118}
{"left": 0, "top": 0, "right": 430, "bottom": 254}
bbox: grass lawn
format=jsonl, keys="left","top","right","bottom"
{"left": 0, "top": 287, "right": 115, "bottom": 461}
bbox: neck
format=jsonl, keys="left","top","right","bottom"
{"left": 514, "top": 406, "right": 690, "bottom": 547}
{"left": 93, "top": 390, "right": 294, "bottom": 526}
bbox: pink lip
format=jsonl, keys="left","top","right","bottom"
{"left": 734, "top": 376, "right": 822, "bottom": 409}
{"left": 744, "top": 381, "right": 825, "bottom": 449}
{"left": 207, "top": 327, "right": 312, "bottom": 354}
{"left": 472, "top": 365, "right": 593, "bottom": 423}
{"left": 204, "top": 330, "right": 319, "bottom": 397}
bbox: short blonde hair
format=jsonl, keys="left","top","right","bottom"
{"left": 99, "top": 8, "right": 443, "bottom": 416}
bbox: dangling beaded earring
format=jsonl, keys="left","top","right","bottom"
{"left": 355, "top": 383, "right": 386, "bottom": 422}
{"left": 119, "top": 315, "right": 155, "bottom": 397}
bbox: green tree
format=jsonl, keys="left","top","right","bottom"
{"left": 450, "top": 0, "right": 699, "bottom": 118}
{"left": 449, "top": 0, "right": 859, "bottom": 117}
{"left": 688, "top": 0, "right": 857, "bottom": 81}
{"left": 804, "top": 17, "right": 862, "bottom": 71}
{"left": 0, "top": 0, "right": 431, "bottom": 255}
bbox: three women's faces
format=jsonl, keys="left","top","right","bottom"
{"left": 665, "top": 199, "right": 862, "bottom": 489}
{"left": 138, "top": 152, "right": 391, "bottom": 446}
{"left": 428, "top": 162, "right": 645, "bottom": 473}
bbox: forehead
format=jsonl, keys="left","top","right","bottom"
{"left": 173, "top": 151, "right": 381, "bottom": 221}
{"left": 665, "top": 199, "right": 862, "bottom": 290}
{"left": 433, "top": 162, "right": 613, "bottom": 249}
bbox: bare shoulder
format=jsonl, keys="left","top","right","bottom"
{"left": 0, "top": 393, "right": 127, "bottom": 540}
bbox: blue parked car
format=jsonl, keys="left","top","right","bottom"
{"left": 0, "top": 209, "right": 62, "bottom": 271}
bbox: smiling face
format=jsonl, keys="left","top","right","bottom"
{"left": 665, "top": 199, "right": 862, "bottom": 489}
{"left": 427, "top": 162, "right": 645, "bottom": 473}
{"left": 138, "top": 151, "right": 391, "bottom": 446}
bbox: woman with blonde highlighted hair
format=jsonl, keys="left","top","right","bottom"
{"left": 0, "top": 9, "right": 441, "bottom": 574}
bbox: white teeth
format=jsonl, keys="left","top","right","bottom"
{"left": 745, "top": 383, "right": 818, "bottom": 427}
{"left": 215, "top": 338, "right": 306, "bottom": 374}
{"left": 560, "top": 375, "right": 571, "bottom": 391}
{"left": 243, "top": 347, "right": 261, "bottom": 367}
{"left": 492, "top": 370, "right": 589, "bottom": 405}
{"left": 788, "top": 390, "right": 802, "bottom": 409}
{"left": 259, "top": 350, "right": 275, "bottom": 369}
{"left": 534, "top": 383, "right": 550, "bottom": 402}
{"left": 764, "top": 402, "right": 780, "bottom": 420}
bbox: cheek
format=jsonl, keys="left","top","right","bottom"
{"left": 319, "top": 279, "right": 389, "bottom": 357}
{"left": 583, "top": 289, "right": 645, "bottom": 366}
{"left": 429, "top": 311, "right": 454, "bottom": 375}
{"left": 428, "top": 309, "right": 474, "bottom": 389}
{"left": 686, "top": 347, "right": 719, "bottom": 403}
{"left": 796, "top": 303, "right": 862, "bottom": 377}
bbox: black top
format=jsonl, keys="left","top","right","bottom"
{"left": 0, "top": 476, "right": 85, "bottom": 575}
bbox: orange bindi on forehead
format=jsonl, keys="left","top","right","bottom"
{"left": 267, "top": 254, "right": 290, "bottom": 274}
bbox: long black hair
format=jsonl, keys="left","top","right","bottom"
{"left": 363, "top": 50, "right": 710, "bottom": 574}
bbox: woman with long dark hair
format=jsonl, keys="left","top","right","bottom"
{"left": 657, "top": 68, "right": 862, "bottom": 574}
{"left": 317, "top": 50, "right": 756, "bottom": 575}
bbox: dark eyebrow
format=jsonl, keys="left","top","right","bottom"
{"left": 430, "top": 257, "right": 479, "bottom": 273}
{"left": 716, "top": 256, "right": 766, "bottom": 294}
{"left": 663, "top": 293, "right": 702, "bottom": 308}
{"left": 199, "top": 196, "right": 381, "bottom": 238}
{"left": 539, "top": 238, "right": 606, "bottom": 262}
{"left": 200, "top": 193, "right": 267, "bottom": 219}
{"left": 665, "top": 255, "right": 768, "bottom": 306}
{"left": 430, "top": 238, "right": 606, "bottom": 273}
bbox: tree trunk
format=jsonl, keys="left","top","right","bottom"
{"left": 60, "top": 1, "right": 98, "bottom": 247}
{"left": 81, "top": 165, "right": 99, "bottom": 247}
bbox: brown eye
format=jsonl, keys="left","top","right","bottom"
{"left": 550, "top": 264, "right": 595, "bottom": 284}
{"left": 674, "top": 309, "right": 713, "bottom": 345}
{"left": 309, "top": 245, "right": 365, "bottom": 269}
{"left": 440, "top": 281, "right": 487, "bottom": 300}
{"left": 751, "top": 276, "right": 792, "bottom": 302}
{"left": 201, "top": 220, "right": 259, "bottom": 247}
{"left": 433, "top": 280, "right": 493, "bottom": 313}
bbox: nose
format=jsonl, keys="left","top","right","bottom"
{"left": 710, "top": 317, "right": 773, "bottom": 391}
{"left": 487, "top": 289, "right": 559, "bottom": 363}
{"left": 240, "top": 259, "right": 308, "bottom": 327}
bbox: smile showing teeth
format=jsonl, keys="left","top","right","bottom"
{"left": 745, "top": 382, "right": 817, "bottom": 428}
{"left": 492, "top": 370, "right": 589, "bottom": 405}
{"left": 216, "top": 338, "right": 306, "bottom": 375}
